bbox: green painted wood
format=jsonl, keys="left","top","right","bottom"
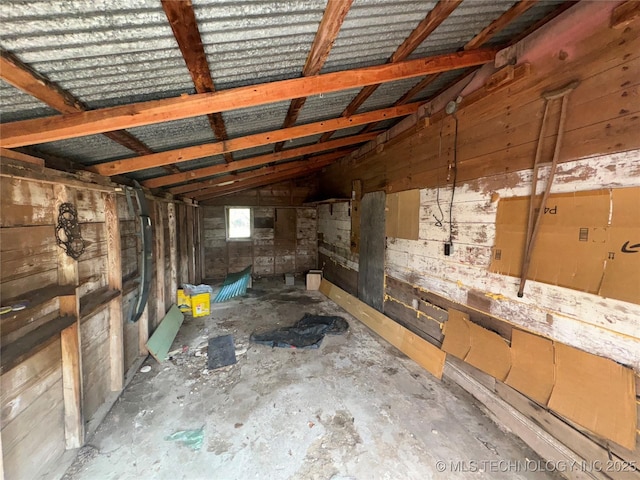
{"left": 146, "top": 304, "right": 184, "bottom": 362}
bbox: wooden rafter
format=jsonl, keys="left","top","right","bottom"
{"left": 0, "top": 48, "right": 495, "bottom": 149}
{"left": 90, "top": 102, "right": 421, "bottom": 176}
{"left": 195, "top": 161, "right": 336, "bottom": 200}
{"left": 154, "top": 132, "right": 377, "bottom": 191}
{"left": 367, "top": 0, "right": 542, "bottom": 133}
{"left": 0, "top": 50, "right": 180, "bottom": 173}
{"left": 509, "top": 1, "right": 578, "bottom": 45}
{"left": 318, "top": 0, "right": 463, "bottom": 143}
{"left": 464, "top": 0, "right": 538, "bottom": 50}
{"left": 161, "top": 0, "right": 233, "bottom": 163}
{"left": 274, "top": 0, "right": 353, "bottom": 152}
{"left": 176, "top": 150, "right": 347, "bottom": 197}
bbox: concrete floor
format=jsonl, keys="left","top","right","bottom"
{"left": 64, "top": 279, "right": 557, "bottom": 480}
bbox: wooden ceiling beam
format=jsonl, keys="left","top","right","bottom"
{"left": 161, "top": 0, "right": 233, "bottom": 163}
{"left": 91, "top": 102, "right": 420, "bottom": 176}
{"left": 367, "top": 0, "right": 541, "bottom": 132}
{"left": 318, "top": 0, "right": 463, "bottom": 142}
{"left": 147, "top": 131, "right": 376, "bottom": 189}
{"left": 195, "top": 163, "right": 332, "bottom": 200}
{"left": 0, "top": 50, "right": 180, "bottom": 173}
{"left": 274, "top": 0, "right": 353, "bottom": 152}
{"left": 464, "top": 0, "right": 538, "bottom": 51}
{"left": 0, "top": 48, "right": 495, "bottom": 149}
{"left": 175, "top": 150, "right": 347, "bottom": 196}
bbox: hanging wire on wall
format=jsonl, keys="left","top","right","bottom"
{"left": 433, "top": 119, "right": 446, "bottom": 228}
{"left": 448, "top": 113, "right": 459, "bottom": 246}
{"left": 55, "top": 202, "right": 85, "bottom": 259}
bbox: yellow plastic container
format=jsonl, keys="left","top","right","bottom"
{"left": 191, "top": 293, "right": 211, "bottom": 317}
{"left": 177, "top": 289, "right": 192, "bottom": 313}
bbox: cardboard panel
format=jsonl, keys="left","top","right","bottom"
{"left": 464, "top": 321, "right": 511, "bottom": 381}
{"left": 505, "top": 329, "right": 555, "bottom": 405}
{"left": 441, "top": 309, "right": 471, "bottom": 360}
{"left": 442, "top": 308, "right": 511, "bottom": 380}
{"left": 490, "top": 187, "right": 640, "bottom": 304}
{"left": 547, "top": 343, "right": 637, "bottom": 450}
{"left": 385, "top": 189, "right": 419, "bottom": 240}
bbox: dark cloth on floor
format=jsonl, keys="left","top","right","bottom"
{"left": 250, "top": 313, "right": 348, "bottom": 349}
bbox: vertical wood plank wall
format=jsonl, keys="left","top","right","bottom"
{"left": 202, "top": 205, "right": 317, "bottom": 280}
{"left": 0, "top": 163, "right": 201, "bottom": 479}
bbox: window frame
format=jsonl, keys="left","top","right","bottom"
{"left": 225, "top": 206, "right": 253, "bottom": 241}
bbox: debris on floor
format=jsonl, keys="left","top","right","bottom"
{"left": 146, "top": 304, "right": 185, "bottom": 363}
{"left": 250, "top": 313, "right": 348, "bottom": 349}
{"left": 207, "top": 334, "right": 237, "bottom": 370}
{"left": 213, "top": 265, "right": 252, "bottom": 303}
{"left": 164, "top": 428, "right": 205, "bottom": 451}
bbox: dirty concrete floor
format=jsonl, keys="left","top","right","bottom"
{"left": 65, "top": 279, "right": 558, "bottom": 480}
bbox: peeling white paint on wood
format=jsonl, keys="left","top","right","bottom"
{"left": 386, "top": 152, "right": 640, "bottom": 371}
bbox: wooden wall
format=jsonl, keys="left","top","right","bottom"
{"left": 0, "top": 158, "right": 196, "bottom": 479}
{"left": 315, "top": 2, "right": 640, "bottom": 472}
{"left": 319, "top": 3, "right": 639, "bottom": 199}
{"left": 317, "top": 201, "right": 359, "bottom": 296}
{"left": 202, "top": 206, "right": 317, "bottom": 281}
{"left": 201, "top": 179, "right": 318, "bottom": 281}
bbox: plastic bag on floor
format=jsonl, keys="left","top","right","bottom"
{"left": 165, "top": 427, "right": 204, "bottom": 450}
{"left": 250, "top": 313, "right": 348, "bottom": 349}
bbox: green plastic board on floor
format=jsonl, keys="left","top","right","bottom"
{"left": 146, "top": 304, "right": 184, "bottom": 363}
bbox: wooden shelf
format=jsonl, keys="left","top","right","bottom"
{"left": 1, "top": 285, "right": 76, "bottom": 340}
{"left": 122, "top": 276, "right": 140, "bottom": 296}
{"left": 79, "top": 286, "right": 121, "bottom": 323}
{"left": 0, "top": 315, "right": 76, "bottom": 375}
{"left": 303, "top": 198, "right": 351, "bottom": 206}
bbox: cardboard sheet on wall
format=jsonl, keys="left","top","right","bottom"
{"left": 385, "top": 189, "right": 420, "bottom": 240}
{"left": 442, "top": 308, "right": 511, "bottom": 380}
{"left": 441, "top": 309, "right": 471, "bottom": 360}
{"left": 547, "top": 343, "right": 637, "bottom": 450}
{"left": 490, "top": 187, "right": 640, "bottom": 305}
{"left": 505, "top": 329, "right": 555, "bottom": 405}
{"left": 464, "top": 321, "right": 511, "bottom": 381}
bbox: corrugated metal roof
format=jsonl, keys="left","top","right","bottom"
{"left": 0, "top": 0, "right": 570, "bottom": 186}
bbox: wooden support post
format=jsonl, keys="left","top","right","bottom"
{"left": 178, "top": 204, "right": 189, "bottom": 286}
{"left": 186, "top": 206, "right": 196, "bottom": 284}
{"left": 155, "top": 202, "right": 166, "bottom": 320}
{"left": 54, "top": 184, "right": 84, "bottom": 449}
{"left": 104, "top": 193, "right": 124, "bottom": 391}
{"left": 197, "top": 207, "right": 205, "bottom": 284}
{"left": 138, "top": 304, "right": 149, "bottom": 356}
{"left": 168, "top": 202, "right": 178, "bottom": 302}
{"left": 60, "top": 294, "right": 83, "bottom": 449}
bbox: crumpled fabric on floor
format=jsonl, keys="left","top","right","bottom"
{"left": 250, "top": 313, "right": 349, "bottom": 349}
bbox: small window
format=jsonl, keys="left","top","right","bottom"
{"left": 226, "top": 207, "right": 252, "bottom": 240}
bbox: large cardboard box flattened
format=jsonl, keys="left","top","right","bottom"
{"left": 442, "top": 309, "right": 511, "bottom": 380}
{"left": 490, "top": 187, "right": 640, "bottom": 304}
{"left": 547, "top": 343, "right": 637, "bottom": 450}
{"left": 505, "top": 330, "right": 555, "bottom": 405}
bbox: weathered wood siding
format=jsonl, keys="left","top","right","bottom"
{"left": 317, "top": 202, "right": 359, "bottom": 295}
{"left": 202, "top": 205, "right": 317, "bottom": 280}
{"left": 0, "top": 158, "right": 198, "bottom": 479}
